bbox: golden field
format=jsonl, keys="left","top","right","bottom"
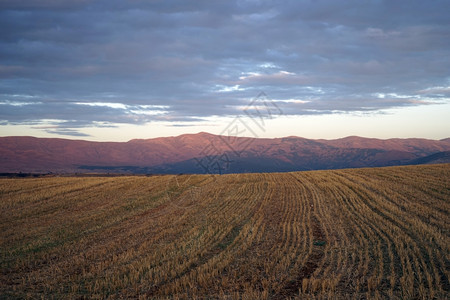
{"left": 1, "top": 164, "right": 449, "bottom": 299}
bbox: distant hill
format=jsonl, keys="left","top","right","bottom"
{"left": 1, "top": 133, "right": 449, "bottom": 174}
{"left": 410, "top": 151, "right": 450, "bottom": 165}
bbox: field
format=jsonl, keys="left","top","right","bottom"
{"left": 1, "top": 164, "right": 449, "bottom": 299}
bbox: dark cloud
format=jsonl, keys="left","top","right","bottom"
{"left": 0, "top": 0, "right": 449, "bottom": 132}
{"left": 44, "top": 128, "right": 91, "bottom": 137}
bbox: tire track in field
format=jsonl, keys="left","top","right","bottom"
{"left": 267, "top": 173, "right": 309, "bottom": 298}
{"left": 273, "top": 173, "right": 325, "bottom": 299}
{"left": 301, "top": 172, "right": 354, "bottom": 294}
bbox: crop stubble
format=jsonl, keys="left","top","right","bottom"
{"left": 1, "top": 164, "right": 449, "bottom": 299}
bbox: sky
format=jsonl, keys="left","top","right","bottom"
{"left": 0, "top": 0, "right": 449, "bottom": 141}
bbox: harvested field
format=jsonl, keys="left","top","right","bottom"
{"left": 1, "top": 164, "right": 449, "bottom": 299}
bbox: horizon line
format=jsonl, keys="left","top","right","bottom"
{"left": 1, "top": 131, "right": 449, "bottom": 143}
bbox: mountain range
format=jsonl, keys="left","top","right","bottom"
{"left": 1, "top": 132, "right": 449, "bottom": 174}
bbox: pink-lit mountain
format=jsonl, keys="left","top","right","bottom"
{"left": 1, "top": 132, "right": 449, "bottom": 174}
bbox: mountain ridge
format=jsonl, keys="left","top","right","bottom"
{"left": 1, "top": 133, "right": 449, "bottom": 173}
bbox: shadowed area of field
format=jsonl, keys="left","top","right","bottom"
{"left": 1, "top": 164, "right": 449, "bottom": 299}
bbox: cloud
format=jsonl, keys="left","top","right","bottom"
{"left": 44, "top": 128, "right": 91, "bottom": 137}
{"left": 238, "top": 71, "right": 303, "bottom": 84}
{"left": 0, "top": 0, "right": 449, "bottom": 134}
{"left": 365, "top": 28, "right": 401, "bottom": 39}
{"left": 417, "top": 86, "right": 450, "bottom": 96}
